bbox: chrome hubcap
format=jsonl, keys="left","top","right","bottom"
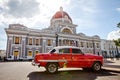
{"left": 94, "top": 63, "right": 100, "bottom": 71}
{"left": 48, "top": 64, "right": 57, "bottom": 73}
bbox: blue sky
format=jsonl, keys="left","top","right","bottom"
{"left": 0, "top": 0, "right": 120, "bottom": 50}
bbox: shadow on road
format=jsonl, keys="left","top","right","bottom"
{"left": 104, "top": 64, "right": 120, "bottom": 69}
{"left": 27, "top": 69, "right": 118, "bottom": 80}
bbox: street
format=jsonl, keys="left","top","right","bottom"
{"left": 0, "top": 61, "right": 120, "bottom": 80}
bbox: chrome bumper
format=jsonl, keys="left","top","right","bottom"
{"left": 32, "top": 60, "right": 40, "bottom": 66}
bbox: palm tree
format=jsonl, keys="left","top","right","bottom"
{"left": 117, "top": 22, "right": 120, "bottom": 28}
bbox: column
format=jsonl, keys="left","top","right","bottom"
{"left": 42, "top": 38, "right": 46, "bottom": 53}
{"left": 6, "top": 36, "right": 12, "bottom": 57}
{"left": 22, "top": 36, "right": 26, "bottom": 58}
{"left": 9, "top": 36, "right": 13, "bottom": 57}
{"left": 53, "top": 39, "right": 56, "bottom": 47}
{"left": 61, "top": 39, "right": 63, "bottom": 46}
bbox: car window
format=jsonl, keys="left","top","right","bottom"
{"left": 72, "top": 49, "right": 82, "bottom": 54}
{"left": 59, "top": 48, "right": 70, "bottom": 54}
{"left": 50, "top": 49, "right": 56, "bottom": 53}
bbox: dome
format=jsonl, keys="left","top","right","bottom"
{"left": 51, "top": 7, "right": 72, "bottom": 23}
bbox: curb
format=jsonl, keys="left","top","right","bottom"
{"left": 102, "top": 67, "right": 120, "bottom": 72}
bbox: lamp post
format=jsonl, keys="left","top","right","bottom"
{"left": 55, "top": 34, "right": 58, "bottom": 46}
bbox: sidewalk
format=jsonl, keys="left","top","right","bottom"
{"left": 102, "top": 58, "right": 120, "bottom": 72}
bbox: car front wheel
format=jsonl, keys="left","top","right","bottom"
{"left": 46, "top": 63, "right": 58, "bottom": 73}
{"left": 92, "top": 62, "right": 101, "bottom": 72}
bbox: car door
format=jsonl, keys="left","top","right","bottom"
{"left": 71, "top": 48, "right": 86, "bottom": 67}
{"left": 58, "top": 48, "right": 72, "bottom": 67}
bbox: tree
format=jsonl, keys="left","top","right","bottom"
{"left": 117, "top": 22, "right": 120, "bottom": 28}
{"left": 113, "top": 39, "right": 120, "bottom": 46}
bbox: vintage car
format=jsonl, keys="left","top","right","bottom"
{"left": 32, "top": 46, "right": 103, "bottom": 73}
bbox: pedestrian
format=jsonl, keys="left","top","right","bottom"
{"left": 115, "top": 55, "right": 119, "bottom": 60}
{"left": 110, "top": 55, "right": 114, "bottom": 60}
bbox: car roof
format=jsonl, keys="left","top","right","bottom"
{"left": 53, "top": 46, "right": 80, "bottom": 50}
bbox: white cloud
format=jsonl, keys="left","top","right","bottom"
{"left": 0, "top": 22, "right": 7, "bottom": 50}
{"left": 3, "top": 0, "right": 40, "bottom": 18}
{"left": 0, "top": 0, "right": 72, "bottom": 29}
{"left": 0, "top": 0, "right": 98, "bottom": 29}
{"left": 0, "top": 0, "right": 99, "bottom": 49}
{"left": 116, "top": 8, "right": 120, "bottom": 12}
{"left": 107, "top": 30, "right": 120, "bottom": 40}
{"left": 0, "top": 36, "right": 6, "bottom": 50}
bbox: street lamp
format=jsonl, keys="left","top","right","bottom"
{"left": 55, "top": 34, "right": 58, "bottom": 46}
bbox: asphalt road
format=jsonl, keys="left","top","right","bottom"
{"left": 0, "top": 62, "right": 120, "bottom": 80}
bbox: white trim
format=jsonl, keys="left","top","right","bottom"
{"left": 38, "top": 60, "right": 67, "bottom": 62}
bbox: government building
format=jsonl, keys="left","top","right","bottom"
{"left": 5, "top": 7, "right": 119, "bottom": 60}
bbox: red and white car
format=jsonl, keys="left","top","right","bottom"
{"left": 32, "top": 46, "right": 103, "bottom": 73}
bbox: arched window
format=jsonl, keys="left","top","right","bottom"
{"left": 62, "top": 28, "right": 72, "bottom": 34}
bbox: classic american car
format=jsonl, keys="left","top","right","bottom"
{"left": 32, "top": 46, "right": 103, "bottom": 73}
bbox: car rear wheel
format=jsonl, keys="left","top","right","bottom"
{"left": 46, "top": 63, "right": 58, "bottom": 73}
{"left": 92, "top": 62, "right": 101, "bottom": 72}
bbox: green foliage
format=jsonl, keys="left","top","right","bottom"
{"left": 113, "top": 39, "right": 120, "bottom": 46}
{"left": 117, "top": 22, "right": 120, "bottom": 28}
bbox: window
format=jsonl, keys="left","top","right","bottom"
{"left": 96, "top": 43, "right": 99, "bottom": 48}
{"left": 14, "top": 37, "right": 21, "bottom": 44}
{"left": 35, "top": 51, "right": 39, "bottom": 54}
{"left": 90, "top": 43, "right": 93, "bottom": 48}
{"left": 62, "top": 28, "right": 72, "bottom": 34}
{"left": 29, "top": 38, "right": 32, "bottom": 45}
{"left": 80, "top": 42, "right": 84, "bottom": 47}
{"left": 72, "top": 49, "right": 82, "bottom": 54}
{"left": 28, "top": 51, "right": 32, "bottom": 56}
{"left": 35, "top": 39, "right": 39, "bottom": 45}
{"left": 47, "top": 39, "right": 52, "bottom": 46}
{"left": 34, "top": 51, "right": 39, "bottom": 56}
{"left": 14, "top": 50, "right": 19, "bottom": 56}
{"left": 59, "top": 48, "right": 70, "bottom": 53}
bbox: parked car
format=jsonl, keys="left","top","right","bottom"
{"left": 32, "top": 46, "right": 103, "bottom": 73}
{"left": 6, "top": 55, "right": 14, "bottom": 61}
